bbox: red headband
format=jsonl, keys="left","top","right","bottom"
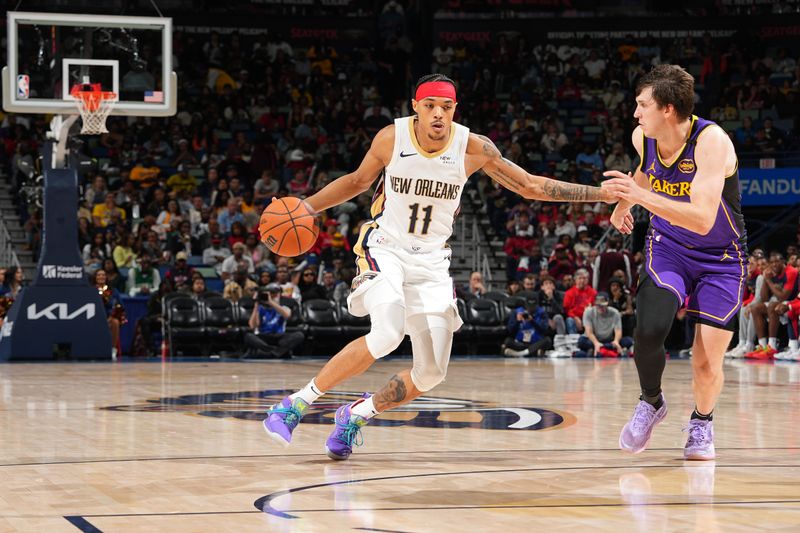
{"left": 415, "top": 81, "right": 457, "bottom": 103}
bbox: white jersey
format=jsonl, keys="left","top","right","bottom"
{"left": 355, "top": 116, "right": 469, "bottom": 261}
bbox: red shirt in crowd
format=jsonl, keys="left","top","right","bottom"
{"left": 563, "top": 285, "right": 597, "bottom": 319}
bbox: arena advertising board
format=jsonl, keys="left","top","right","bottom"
{"left": 738, "top": 167, "right": 800, "bottom": 206}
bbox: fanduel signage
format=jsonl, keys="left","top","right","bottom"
{"left": 739, "top": 168, "right": 800, "bottom": 206}
{"left": 27, "top": 303, "right": 96, "bottom": 320}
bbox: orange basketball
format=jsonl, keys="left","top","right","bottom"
{"left": 258, "top": 197, "right": 319, "bottom": 257}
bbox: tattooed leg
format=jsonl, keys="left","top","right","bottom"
{"left": 373, "top": 370, "right": 423, "bottom": 412}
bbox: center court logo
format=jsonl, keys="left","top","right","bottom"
{"left": 102, "top": 389, "right": 574, "bottom": 431}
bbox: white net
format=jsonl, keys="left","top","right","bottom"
{"left": 72, "top": 91, "right": 117, "bottom": 135}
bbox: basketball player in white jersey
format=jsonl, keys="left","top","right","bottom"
{"left": 264, "top": 74, "right": 619, "bottom": 460}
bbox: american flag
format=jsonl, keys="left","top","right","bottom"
{"left": 144, "top": 91, "right": 163, "bottom": 103}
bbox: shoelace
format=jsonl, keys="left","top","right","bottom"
{"left": 684, "top": 422, "right": 710, "bottom": 446}
{"left": 631, "top": 403, "right": 656, "bottom": 433}
{"left": 267, "top": 405, "right": 302, "bottom": 427}
{"left": 336, "top": 421, "right": 364, "bottom": 448}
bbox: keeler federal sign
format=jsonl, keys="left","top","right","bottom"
{"left": 739, "top": 168, "right": 800, "bottom": 207}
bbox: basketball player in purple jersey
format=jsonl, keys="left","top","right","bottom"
{"left": 604, "top": 65, "right": 746, "bottom": 460}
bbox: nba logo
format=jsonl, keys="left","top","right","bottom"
{"left": 17, "top": 75, "right": 30, "bottom": 99}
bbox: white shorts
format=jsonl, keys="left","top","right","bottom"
{"left": 347, "top": 237, "right": 463, "bottom": 334}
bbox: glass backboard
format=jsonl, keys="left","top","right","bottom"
{"left": 3, "top": 11, "right": 176, "bottom": 117}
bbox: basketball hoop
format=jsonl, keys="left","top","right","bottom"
{"left": 70, "top": 82, "right": 117, "bottom": 135}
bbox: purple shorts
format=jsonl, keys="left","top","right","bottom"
{"left": 644, "top": 230, "right": 746, "bottom": 329}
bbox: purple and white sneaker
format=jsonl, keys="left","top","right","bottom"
{"left": 325, "top": 394, "right": 371, "bottom": 461}
{"left": 683, "top": 419, "right": 715, "bottom": 461}
{"left": 619, "top": 395, "right": 668, "bottom": 454}
{"left": 263, "top": 396, "right": 309, "bottom": 447}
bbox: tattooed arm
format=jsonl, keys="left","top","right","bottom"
{"left": 466, "top": 133, "right": 617, "bottom": 203}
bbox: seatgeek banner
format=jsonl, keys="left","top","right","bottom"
{"left": 739, "top": 168, "right": 800, "bottom": 207}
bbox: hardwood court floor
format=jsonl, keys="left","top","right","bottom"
{"left": 1, "top": 357, "right": 800, "bottom": 532}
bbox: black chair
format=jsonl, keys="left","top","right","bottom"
{"left": 166, "top": 297, "right": 206, "bottom": 356}
{"left": 336, "top": 300, "right": 371, "bottom": 337}
{"left": 465, "top": 298, "right": 507, "bottom": 338}
{"left": 302, "top": 299, "right": 342, "bottom": 338}
{"left": 236, "top": 297, "right": 255, "bottom": 329}
{"left": 498, "top": 296, "right": 527, "bottom": 321}
{"left": 280, "top": 297, "right": 308, "bottom": 335}
{"left": 454, "top": 298, "right": 474, "bottom": 341}
{"left": 203, "top": 297, "right": 240, "bottom": 348}
{"left": 161, "top": 291, "right": 186, "bottom": 313}
{"left": 483, "top": 290, "right": 508, "bottom": 302}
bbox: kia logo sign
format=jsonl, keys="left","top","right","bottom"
{"left": 27, "top": 303, "right": 96, "bottom": 320}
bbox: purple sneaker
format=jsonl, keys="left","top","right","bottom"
{"left": 263, "top": 396, "right": 309, "bottom": 447}
{"left": 683, "top": 419, "right": 715, "bottom": 461}
{"left": 619, "top": 396, "right": 668, "bottom": 454}
{"left": 325, "top": 395, "right": 371, "bottom": 461}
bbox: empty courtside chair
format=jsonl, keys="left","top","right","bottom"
{"left": 280, "top": 297, "right": 308, "bottom": 336}
{"left": 454, "top": 298, "right": 474, "bottom": 343}
{"left": 235, "top": 297, "right": 255, "bottom": 329}
{"left": 302, "top": 299, "right": 342, "bottom": 339}
{"left": 483, "top": 290, "right": 508, "bottom": 302}
{"left": 166, "top": 297, "right": 206, "bottom": 356}
{"left": 203, "top": 297, "right": 240, "bottom": 349}
{"left": 465, "top": 299, "right": 507, "bottom": 350}
{"left": 337, "top": 300, "right": 371, "bottom": 338}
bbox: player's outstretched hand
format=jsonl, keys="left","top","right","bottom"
{"left": 603, "top": 170, "right": 646, "bottom": 206}
{"left": 600, "top": 180, "right": 623, "bottom": 204}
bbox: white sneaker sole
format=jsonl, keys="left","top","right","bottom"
{"left": 325, "top": 446, "right": 349, "bottom": 461}
{"left": 684, "top": 447, "right": 716, "bottom": 461}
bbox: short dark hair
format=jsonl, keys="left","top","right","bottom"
{"left": 636, "top": 64, "right": 695, "bottom": 121}
{"left": 413, "top": 74, "right": 456, "bottom": 98}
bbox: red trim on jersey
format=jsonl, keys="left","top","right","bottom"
{"left": 415, "top": 82, "right": 457, "bottom": 103}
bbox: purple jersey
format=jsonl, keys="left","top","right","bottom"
{"left": 640, "top": 115, "right": 747, "bottom": 328}
{"left": 640, "top": 114, "right": 747, "bottom": 256}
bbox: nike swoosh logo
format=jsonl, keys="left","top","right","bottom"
{"left": 399, "top": 151, "right": 417, "bottom": 158}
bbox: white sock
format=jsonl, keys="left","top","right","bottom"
{"left": 351, "top": 395, "right": 380, "bottom": 419}
{"left": 290, "top": 379, "right": 324, "bottom": 405}
{"left": 744, "top": 341, "right": 755, "bottom": 351}
{"left": 790, "top": 339, "right": 799, "bottom": 352}
{"left": 758, "top": 338, "right": 767, "bottom": 348}
{"left": 768, "top": 337, "right": 778, "bottom": 349}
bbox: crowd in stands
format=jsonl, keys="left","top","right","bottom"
{"left": 1, "top": 3, "right": 800, "bottom": 357}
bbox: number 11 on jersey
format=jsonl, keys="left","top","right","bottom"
{"left": 408, "top": 203, "right": 433, "bottom": 235}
